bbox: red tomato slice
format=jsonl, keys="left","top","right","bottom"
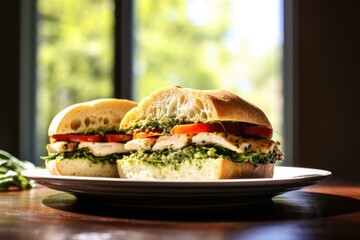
{"left": 170, "top": 123, "right": 272, "bottom": 138}
{"left": 133, "top": 131, "right": 162, "bottom": 139}
{"left": 104, "top": 133, "right": 132, "bottom": 142}
{"left": 52, "top": 134, "right": 103, "bottom": 142}
{"left": 170, "top": 123, "right": 226, "bottom": 135}
{"left": 220, "top": 122, "right": 243, "bottom": 135}
{"left": 241, "top": 125, "right": 273, "bottom": 139}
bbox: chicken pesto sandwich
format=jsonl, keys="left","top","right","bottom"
{"left": 117, "top": 86, "right": 284, "bottom": 180}
{"left": 42, "top": 98, "right": 137, "bottom": 177}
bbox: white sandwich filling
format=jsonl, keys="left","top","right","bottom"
{"left": 46, "top": 141, "right": 129, "bottom": 156}
{"left": 46, "top": 132, "right": 281, "bottom": 162}
{"left": 78, "top": 142, "right": 128, "bottom": 156}
{"left": 125, "top": 132, "right": 279, "bottom": 155}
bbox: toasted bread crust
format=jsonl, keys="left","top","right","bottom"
{"left": 120, "top": 86, "right": 272, "bottom": 130}
{"left": 48, "top": 98, "right": 137, "bottom": 136}
{"left": 217, "top": 159, "right": 274, "bottom": 178}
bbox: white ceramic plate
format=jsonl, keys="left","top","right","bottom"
{"left": 22, "top": 166, "right": 331, "bottom": 209}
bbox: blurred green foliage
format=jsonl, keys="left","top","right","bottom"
{"left": 134, "top": 0, "right": 232, "bottom": 99}
{"left": 36, "top": 0, "right": 114, "bottom": 157}
{"left": 134, "top": 0, "right": 282, "bottom": 141}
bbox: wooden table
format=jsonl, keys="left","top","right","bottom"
{"left": 1, "top": 177, "right": 359, "bottom": 240}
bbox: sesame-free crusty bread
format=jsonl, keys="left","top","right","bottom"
{"left": 116, "top": 86, "right": 278, "bottom": 180}
{"left": 117, "top": 157, "right": 274, "bottom": 180}
{"left": 49, "top": 98, "right": 137, "bottom": 136}
{"left": 45, "top": 98, "right": 137, "bottom": 178}
{"left": 120, "top": 86, "right": 272, "bottom": 130}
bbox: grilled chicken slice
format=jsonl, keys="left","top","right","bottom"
{"left": 192, "top": 132, "right": 250, "bottom": 154}
{"left": 46, "top": 141, "right": 78, "bottom": 154}
{"left": 152, "top": 134, "right": 192, "bottom": 151}
{"left": 124, "top": 137, "right": 157, "bottom": 151}
{"left": 245, "top": 138, "right": 275, "bottom": 154}
{"left": 79, "top": 142, "right": 128, "bottom": 156}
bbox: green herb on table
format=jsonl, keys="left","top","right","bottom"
{"left": 0, "top": 150, "right": 36, "bottom": 191}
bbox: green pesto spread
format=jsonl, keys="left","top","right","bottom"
{"left": 126, "top": 117, "right": 257, "bottom": 134}
{"left": 126, "top": 116, "right": 188, "bottom": 134}
{"left": 41, "top": 148, "right": 123, "bottom": 165}
{"left": 121, "top": 145, "right": 281, "bottom": 170}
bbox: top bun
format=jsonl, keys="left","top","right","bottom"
{"left": 48, "top": 98, "right": 137, "bottom": 136}
{"left": 120, "top": 86, "right": 272, "bottom": 130}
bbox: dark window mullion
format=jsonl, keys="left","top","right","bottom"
{"left": 283, "top": 0, "right": 299, "bottom": 166}
{"left": 114, "top": 0, "right": 134, "bottom": 100}
{"left": 19, "top": 0, "right": 37, "bottom": 162}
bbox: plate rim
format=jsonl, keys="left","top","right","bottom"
{"left": 22, "top": 166, "right": 332, "bottom": 186}
{"left": 22, "top": 166, "right": 332, "bottom": 208}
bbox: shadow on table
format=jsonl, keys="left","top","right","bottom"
{"left": 42, "top": 190, "right": 360, "bottom": 222}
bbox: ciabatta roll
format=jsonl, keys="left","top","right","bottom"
{"left": 43, "top": 98, "right": 137, "bottom": 177}
{"left": 117, "top": 86, "right": 283, "bottom": 180}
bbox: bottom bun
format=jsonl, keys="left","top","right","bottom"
{"left": 46, "top": 158, "right": 119, "bottom": 178}
{"left": 116, "top": 157, "right": 274, "bottom": 180}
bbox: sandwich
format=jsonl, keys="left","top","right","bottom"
{"left": 117, "top": 86, "right": 284, "bottom": 180}
{"left": 42, "top": 98, "right": 137, "bottom": 177}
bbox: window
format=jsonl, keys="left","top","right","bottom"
{"left": 32, "top": 0, "right": 284, "bottom": 165}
